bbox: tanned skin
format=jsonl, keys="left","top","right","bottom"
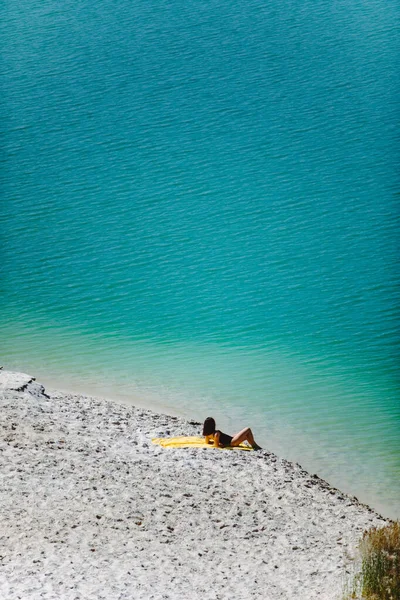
{"left": 205, "top": 427, "right": 262, "bottom": 450}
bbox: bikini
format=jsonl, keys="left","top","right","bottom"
{"left": 215, "top": 430, "right": 233, "bottom": 447}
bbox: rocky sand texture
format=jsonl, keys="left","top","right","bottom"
{"left": 0, "top": 370, "right": 387, "bottom": 600}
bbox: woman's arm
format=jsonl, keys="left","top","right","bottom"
{"left": 205, "top": 432, "right": 221, "bottom": 447}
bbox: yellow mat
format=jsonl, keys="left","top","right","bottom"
{"left": 152, "top": 436, "right": 253, "bottom": 451}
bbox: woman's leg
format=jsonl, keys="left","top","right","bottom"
{"left": 231, "top": 428, "right": 262, "bottom": 450}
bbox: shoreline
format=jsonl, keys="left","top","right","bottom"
{"left": 0, "top": 369, "right": 388, "bottom": 599}
{"left": 3, "top": 360, "right": 398, "bottom": 520}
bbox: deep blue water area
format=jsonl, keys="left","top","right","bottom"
{"left": 1, "top": 0, "right": 399, "bottom": 516}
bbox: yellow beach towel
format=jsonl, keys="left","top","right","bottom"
{"left": 152, "top": 436, "right": 253, "bottom": 451}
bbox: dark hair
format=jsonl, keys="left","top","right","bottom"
{"left": 202, "top": 417, "right": 216, "bottom": 436}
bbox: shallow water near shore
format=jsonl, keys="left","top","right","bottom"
{"left": 2, "top": 0, "right": 399, "bottom": 517}
{"left": 2, "top": 324, "right": 399, "bottom": 518}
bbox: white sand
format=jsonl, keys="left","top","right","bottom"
{"left": 0, "top": 369, "right": 387, "bottom": 600}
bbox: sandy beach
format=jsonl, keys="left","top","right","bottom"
{"left": 0, "top": 369, "right": 388, "bottom": 600}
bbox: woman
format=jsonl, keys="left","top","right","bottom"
{"left": 202, "top": 417, "right": 262, "bottom": 450}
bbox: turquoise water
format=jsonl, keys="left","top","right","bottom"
{"left": 1, "top": 0, "right": 399, "bottom": 517}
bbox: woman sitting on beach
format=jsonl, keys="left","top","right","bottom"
{"left": 202, "top": 417, "right": 262, "bottom": 451}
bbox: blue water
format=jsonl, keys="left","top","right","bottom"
{"left": 1, "top": 0, "right": 399, "bottom": 517}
